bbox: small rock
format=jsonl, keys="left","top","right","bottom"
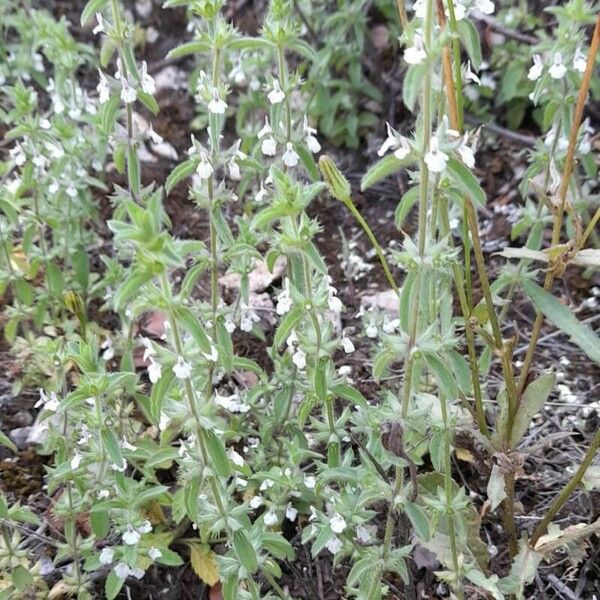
{"left": 154, "top": 66, "right": 189, "bottom": 92}
{"left": 9, "top": 426, "right": 33, "bottom": 450}
{"left": 151, "top": 141, "right": 178, "bottom": 161}
{"left": 219, "top": 256, "right": 286, "bottom": 293}
{"left": 135, "top": 0, "right": 153, "bottom": 19}
{"left": 10, "top": 410, "right": 33, "bottom": 428}
{"left": 361, "top": 289, "right": 399, "bottom": 314}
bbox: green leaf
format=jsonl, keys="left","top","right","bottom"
{"left": 361, "top": 154, "right": 415, "bottom": 191}
{"left": 487, "top": 464, "right": 507, "bottom": 512}
{"left": 137, "top": 91, "right": 159, "bottom": 116}
{"left": 12, "top": 565, "right": 33, "bottom": 591}
{"left": 395, "top": 186, "right": 419, "bottom": 229}
{"left": 101, "top": 428, "right": 124, "bottom": 466}
{"left": 227, "top": 37, "right": 275, "bottom": 51}
{"left": 458, "top": 20, "right": 483, "bottom": 69}
{"left": 202, "top": 430, "right": 231, "bottom": 478}
{"left": 167, "top": 40, "right": 212, "bottom": 59}
{"left": 522, "top": 279, "right": 600, "bottom": 364}
{"left": 331, "top": 383, "right": 367, "bottom": 408}
{"left": 105, "top": 571, "right": 125, "bottom": 600}
{"left": 446, "top": 158, "right": 487, "bottom": 208}
{"left": 274, "top": 306, "right": 303, "bottom": 348}
{"left": 0, "top": 431, "right": 17, "bottom": 454}
{"left": 175, "top": 307, "right": 211, "bottom": 354}
{"left": 166, "top": 159, "right": 197, "bottom": 194}
{"left": 127, "top": 148, "right": 141, "bottom": 196}
{"left": 404, "top": 501, "right": 430, "bottom": 540}
{"left": 91, "top": 509, "right": 110, "bottom": 539}
{"left": 403, "top": 64, "right": 425, "bottom": 112}
{"left": 233, "top": 530, "right": 258, "bottom": 573}
{"left": 81, "top": 0, "right": 108, "bottom": 26}
{"left": 509, "top": 372, "right": 555, "bottom": 447}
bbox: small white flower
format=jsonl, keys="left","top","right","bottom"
{"left": 377, "top": 122, "right": 411, "bottom": 160}
{"left": 549, "top": 53, "right": 566, "bottom": 80}
{"left": 228, "top": 448, "right": 245, "bottom": 467}
{"left": 326, "top": 535, "right": 343, "bottom": 554}
{"left": 240, "top": 304, "right": 260, "bottom": 332}
{"left": 249, "top": 495, "right": 264, "bottom": 509}
{"left": 404, "top": 34, "right": 426, "bottom": 65}
{"left": 35, "top": 389, "right": 59, "bottom": 412}
{"left": 97, "top": 489, "right": 110, "bottom": 499}
{"left": 114, "top": 563, "right": 130, "bottom": 579}
{"left": 366, "top": 324, "right": 378, "bottom": 338}
{"left": 465, "top": 60, "right": 481, "bottom": 85}
{"left": 121, "top": 78, "right": 137, "bottom": 104}
{"left": 208, "top": 88, "right": 227, "bottom": 114}
{"left": 39, "top": 118, "right": 51, "bottom": 130}
{"left": 93, "top": 12, "right": 105, "bottom": 35}
{"left": 263, "top": 507, "right": 278, "bottom": 526}
{"left": 122, "top": 525, "right": 141, "bottom": 545}
{"left": 457, "top": 135, "right": 475, "bottom": 168}
{"left": 383, "top": 318, "right": 400, "bottom": 333}
{"left": 99, "top": 548, "right": 114, "bottom": 565}
{"left": 70, "top": 453, "right": 82, "bottom": 470}
{"left": 424, "top": 137, "right": 449, "bottom": 173}
{"left": 148, "top": 358, "right": 162, "bottom": 383}
{"left": 267, "top": 80, "right": 285, "bottom": 104}
{"left": 148, "top": 124, "right": 163, "bottom": 144}
{"left": 340, "top": 335, "right": 355, "bottom": 354}
{"left": 286, "top": 503, "right": 298, "bottom": 522}
{"left": 196, "top": 152, "right": 213, "bottom": 179}
{"left": 474, "top": 0, "right": 494, "bottom": 15}
{"left": 276, "top": 278, "right": 292, "bottom": 315}
{"left": 303, "top": 116, "right": 321, "bottom": 153}
{"left": 101, "top": 339, "right": 114, "bottom": 361}
{"left": 356, "top": 525, "right": 373, "bottom": 543}
{"left": 260, "top": 478, "right": 274, "bottom": 491}
{"left": 148, "top": 547, "right": 162, "bottom": 561}
{"left": 142, "top": 337, "right": 156, "bottom": 362}
{"left": 97, "top": 70, "right": 110, "bottom": 103}
{"left": 292, "top": 348, "right": 306, "bottom": 370}
{"left": 262, "top": 135, "right": 277, "bottom": 156}
{"left": 573, "top": 47, "right": 587, "bottom": 73}
{"left": 138, "top": 520, "right": 153, "bottom": 534}
{"left": 304, "top": 475, "right": 316, "bottom": 489}
{"left": 328, "top": 287, "right": 343, "bottom": 313}
{"left": 329, "top": 513, "right": 347, "bottom": 533}
{"left": 528, "top": 54, "right": 544, "bottom": 81}
{"left": 202, "top": 345, "right": 219, "bottom": 362}
{"left": 173, "top": 356, "right": 192, "bottom": 380}
{"left": 282, "top": 142, "right": 299, "bottom": 167}
{"left": 140, "top": 61, "right": 155, "bottom": 95}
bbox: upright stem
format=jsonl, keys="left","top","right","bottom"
{"left": 517, "top": 15, "right": 600, "bottom": 394}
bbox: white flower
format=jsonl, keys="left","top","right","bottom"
{"left": 356, "top": 525, "right": 373, "bottom": 543}
{"left": 549, "top": 53, "right": 566, "bottom": 80}
{"left": 97, "top": 70, "right": 110, "bottom": 103}
{"left": 303, "top": 116, "right": 321, "bottom": 153}
{"left": 383, "top": 318, "right": 400, "bottom": 333}
{"left": 93, "top": 13, "right": 105, "bottom": 35}
{"left": 208, "top": 88, "right": 227, "bottom": 114}
{"left": 228, "top": 448, "right": 245, "bottom": 467}
{"left": 260, "top": 478, "right": 274, "bottom": 491}
{"left": 283, "top": 143, "right": 299, "bottom": 167}
{"left": 292, "top": 348, "right": 306, "bottom": 370}
{"left": 121, "top": 78, "right": 137, "bottom": 104}
{"left": 528, "top": 54, "right": 543, "bottom": 81}
{"left": 138, "top": 520, "right": 153, "bottom": 534}
{"left": 424, "top": 137, "right": 448, "bottom": 173}
{"left": 465, "top": 60, "right": 480, "bottom": 85}
{"left": 70, "top": 453, "right": 82, "bottom": 470}
{"left": 142, "top": 337, "right": 156, "bottom": 362}
{"left": 286, "top": 503, "right": 298, "bottom": 522}
{"left": 474, "top": 0, "right": 494, "bottom": 14}
{"left": 39, "top": 118, "right": 51, "bottom": 130}
{"left": 99, "top": 548, "right": 114, "bottom": 565}
{"left": 173, "top": 356, "right": 192, "bottom": 379}
{"left": 101, "top": 339, "right": 114, "bottom": 361}
{"left": 377, "top": 122, "right": 411, "bottom": 160}
{"left": 97, "top": 489, "right": 110, "bottom": 499}
{"left": 249, "top": 495, "right": 264, "bottom": 509}
{"left": 148, "top": 124, "right": 163, "bottom": 144}
{"left": 457, "top": 135, "right": 475, "bottom": 168}
{"left": 114, "top": 563, "right": 130, "bottom": 579}
{"left": 304, "top": 475, "right": 316, "bottom": 489}
{"left": 240, "top": 304, "right": 260, "bottom": 332}
{"left": 139, "top": 61, "right": 155, "bottom": 95}
{"left": 366, "top": 324, "right": 378, "bottom": 338}
{"left": 263, "top": 508, "right": 278, "bottom": 526}
{"left": 148, "top": 547, "right": 162, "bottom": 561}
{"left": 573, "top": 47, "right": 587, "bottom": 73}
{"left": 35, "top": 389, "right": 59, "bottom": 412}
{"left": 202, "top": 345, "right": 219, "bottom": 362}
{"left": 340, "top": 335, "right": 355, "bottom": 354}
{"left": 328, "top": 286, "right": 343, "bottom": 313}
{"left": 196, "top": 152, "right": 213, "bottom": 179}
{"left": 326, "top": 535, "right": 343, "bottom": 554}
{"left": 329, "top": 513, "right": 347, "bottom": 533}
{"left": 122, "top": 525, "right": 141, "bottom": 545}
{"left": 267, "top": 80, "right": 285, "bottom": 104}
{"left": 262, "top": 136, "right": 277, "bottom": 156}
{"left": 148, "top": 358, "right": 162, "bottom": 384}
{"left": 276, "top": 278, "right": 292, "bottom": 315}
{"left": 404, "top": 34, "right": 426, "bottom": 65}
{"left": 158, "top": 411, "right": 171, "bottom": 431}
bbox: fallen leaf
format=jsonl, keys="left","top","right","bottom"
{"left": 188, "top": 542, "right": 220, "bottom": 586}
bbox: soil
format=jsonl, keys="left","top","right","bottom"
{"left": 1, "top": 1, "right": 600, "bottom": 599}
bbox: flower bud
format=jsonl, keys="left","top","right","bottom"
{"left": 318, "top": 155, "right": 351, "bottom": 203}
